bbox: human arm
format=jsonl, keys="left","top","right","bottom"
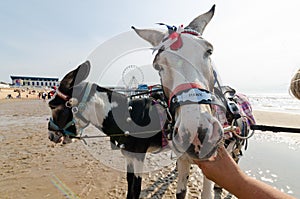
{"left": 194, "top": 146, "right": 296, "bottom": 199}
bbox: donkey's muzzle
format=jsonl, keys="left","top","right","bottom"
{"left": 172, "top": 118, "right": 224, "bottom": 160}
{"left": 48, "top": 131, "right": 63, "bottom": 143}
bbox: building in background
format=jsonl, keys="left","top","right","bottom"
{"left": 10, "top": 76, "right": 59, "bottom": 88}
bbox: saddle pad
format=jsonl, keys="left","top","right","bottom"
{"left": 213, "top": 93, "right": 256, "bottom": 126}
{"left": 235, "top": 93, "right": 256, "bottom": 126}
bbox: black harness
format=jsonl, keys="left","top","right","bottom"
{"left": 49, "top": 83, "right": 172, "bottom": 148}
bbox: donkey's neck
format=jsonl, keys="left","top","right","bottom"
{"left": 83, "top": 92, "right": 114, "bottom": 127}
{"left": 81, "top": 87, "right": 127, "bottom": 136}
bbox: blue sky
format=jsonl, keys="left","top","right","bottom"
{"left": 1, "top": 0, "right": 300, "bottom": 93}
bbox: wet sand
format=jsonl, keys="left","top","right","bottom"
{"left": 0, "top": 99, "right": 299, "bottom": 198}
{"left": 0, "top": 99, "right": 123, "bottom": 199}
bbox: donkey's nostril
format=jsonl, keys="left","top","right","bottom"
{"left": 48, "top": 133, "right": 54, "bottom": 141}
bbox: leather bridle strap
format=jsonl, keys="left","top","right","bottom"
{"left": 168, "top": 83, "right": 203, "bottom": 107}
{"left": 56, "top": 89, "right": 70, "bottom": 101}
{"left": 168, "top": 83, "right": 226, "bottom": 117}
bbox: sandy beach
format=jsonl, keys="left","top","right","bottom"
{"left": 0, "top": 98, "right": 299, "bottom": 199}
{"left": 0, "top": 88, "right": 38, "bottom": 99}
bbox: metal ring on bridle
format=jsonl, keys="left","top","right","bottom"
{"left": 230, "top": 116, "right": 255, "bottom": 140}
{"left": 72, "top": 106, "right": 79, "bottom": 114}
{"left": 65, "top": 101, "right": 72, "bottom": 108}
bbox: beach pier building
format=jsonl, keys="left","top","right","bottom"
{"left": 10, "top": 76, "right": 59, "bottom": 88}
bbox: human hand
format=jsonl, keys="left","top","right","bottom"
{"left": 194, "top": 146, "right": 244, "bottom": 185}
{"left": 194, "top": 146, "right": 297, "bottom": 199}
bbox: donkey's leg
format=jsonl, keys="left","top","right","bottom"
{"left": 176, "top": 155, "right": 191, "bottom": 199}
{"left": 126, "top": 166, "right": 142, "bottom": 199}
{"left": 126, "top": 153, "right": 145, "bottom": 199}
{"left": 202, "top": 175, "right": 214, "bottom": 199}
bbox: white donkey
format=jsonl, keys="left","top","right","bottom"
{"left": 133, "top": 5, "right": 226, "bottom": 199}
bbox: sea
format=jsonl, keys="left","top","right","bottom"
{"left": 239, "top": 92, "right": 300, "bottom": 198}
{"left": 247, "top": 92, "right": 300, "bottom": 114}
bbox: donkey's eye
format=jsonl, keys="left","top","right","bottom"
{"left": 154, "top": 64, "right": 163, "bottom": 71}
{"left": 49, "top": 104, "right": 56, "bottom": 109}
{"left": 206, "top": 49, "right": 213, "bottom": 56}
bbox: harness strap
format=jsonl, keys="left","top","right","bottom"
{"left": 168, "top": 83, "right": 226, "bottom": 118}
{"left": 48, "top": 118, "right": 76, "bottom": 136}
{"left": 78, "top": 83, "right": 93, "bottom": 110}
{"left": 72, "top": 83, "right": 93, "bottom": 133}
{"left": 213, "top": 70, "right": 228, "bottom": 107}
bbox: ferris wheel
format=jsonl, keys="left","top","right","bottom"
{"left": 122, "top": 65, "right": 144, "bottom": 88}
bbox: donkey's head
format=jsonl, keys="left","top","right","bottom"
{"left": 48, "top": 61, "right": 90, "bottom": 144}
{"left": 133, "top": 5, "right": 224, "bottom": 160}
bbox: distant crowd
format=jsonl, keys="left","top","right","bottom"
{"left": 0, "top": 87, "right": 56, "bottom": 100}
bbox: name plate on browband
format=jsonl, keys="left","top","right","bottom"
{"left": 172, "top": 88, "right": 212, "bottom": 104}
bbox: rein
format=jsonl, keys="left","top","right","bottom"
{"left": 250, "top": 125, "right": 300, "bottom": 133}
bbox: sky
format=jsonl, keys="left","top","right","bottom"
{"left": 1, "top": 0, "right": 300, "bottom": 93}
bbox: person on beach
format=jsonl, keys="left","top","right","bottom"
{"left": 194, "top": 146, "right": 296, "bottom": 199}
{"left": 42, "top": 92, "right": 47, "bottom": 102}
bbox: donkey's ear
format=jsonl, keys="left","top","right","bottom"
{"left": 185, "top": 5, "right": 215, "bottom": 35}
{"left": 132, "top": 26, "right": 165, "bottom": 47}
{"left": 60, "top": 61, "right": 91, "bottom": 90}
